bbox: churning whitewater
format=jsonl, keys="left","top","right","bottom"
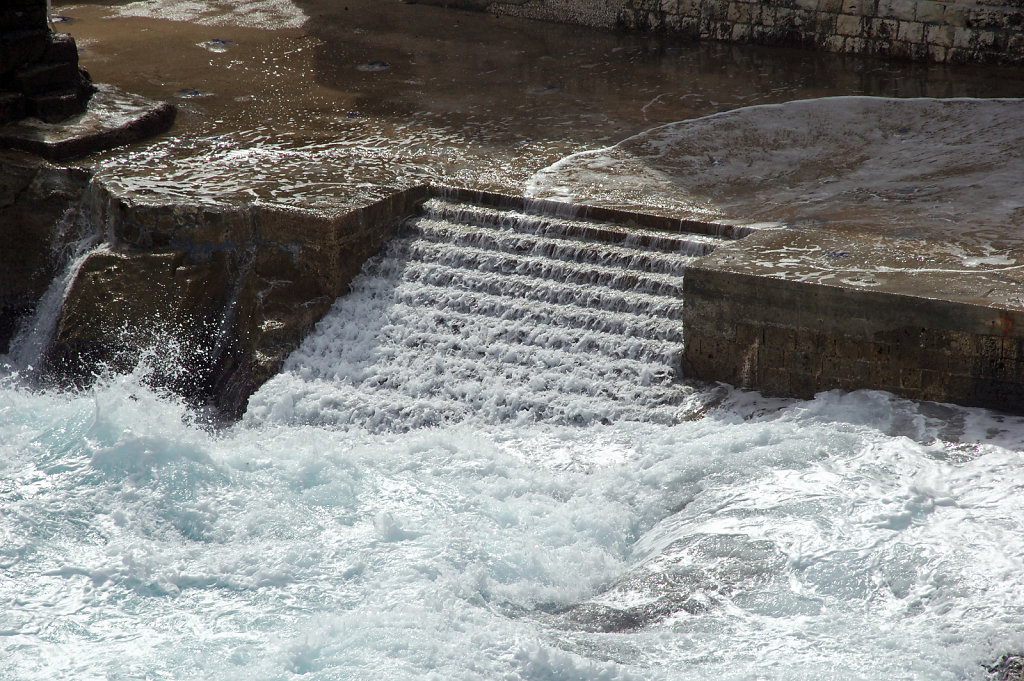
{"left": 245, "top": 196, "right": 722, "bottom": 430}
{"left": 5, "top": 352, "right": 1024, "bottom": 680}
{"left": 4, "top": 189, "right": 1024, "bottom": 679}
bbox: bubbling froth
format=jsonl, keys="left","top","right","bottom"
{"left": 110, "top": 0, "right": 308, "bottom": 29}
{"left": 2, "top": 367, "right": 1024, "bottom": 680}
{"left": 245, "top": 197, "right": 717, "bottom": 430}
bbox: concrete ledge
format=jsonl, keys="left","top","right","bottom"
{"left": 0, "top": 84, "right": 176, "bottom": 161}
{"left": 428, "top": 183, "right": 755, "bottom": 239}
{"left": 682, "top": 231, "right": 1024, "bottom": 413}
{"left": 43, "top": 183, "right": 430, "bottom": 418}
{"left": 12, "top": 170, "right": 1021, "bottom": 416}
{"left": 9, "top": 180, "right": 736, "bottom": 418}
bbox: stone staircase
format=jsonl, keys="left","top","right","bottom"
{"left": 252, "top": 192, "right": 746, "bottom": 429}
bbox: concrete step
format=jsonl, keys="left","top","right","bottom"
{"left": 28, "top": 88, "right": 91, "bottom": 123}
{"left": 15, "top": 62, "right": 85, "bottom": 97}
{"left": 419, "top": 198, "right": 732, "bottom": 255}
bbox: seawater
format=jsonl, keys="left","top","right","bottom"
{"left": 4, "top": 367, "right": 1024, "bottom": 679}
{"left": 4, "top": 201, "right": 1024, "bottom": 679}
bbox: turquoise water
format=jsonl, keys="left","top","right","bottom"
{"left": 4, "top": 264, "right": 1024, "bottom": 679}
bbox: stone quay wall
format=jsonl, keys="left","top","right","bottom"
{"left": 682, "top": 265, "right": 1024, "bottom": 413}
{"left": 620, "top": 0, "right": 1024, "bottom": 65}
{"left": 424, "top": 0, "right": 1024, "bottom": 64}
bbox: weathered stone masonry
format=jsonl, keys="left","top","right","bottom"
{"left": 425, "top": 0, "right": 1024, "bottom": 64}
{"left": 42, "top": 185, "right": 425, "bottom": 417}
{"left": 619, "top": 0, "right": 1024, "bottom": 65}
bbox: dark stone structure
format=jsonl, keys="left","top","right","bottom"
{"left": 0, "top": 1, "right": 175, "bottom": 161}
{"left": 1, "top": 0, "right": 94, "bottom": 125}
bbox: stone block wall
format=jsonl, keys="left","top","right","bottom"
{"left": 421, "top": 0, "right": 1024, "bottom": 64}
{"left": 681, "top": 266, "right": 1024, "bottom": 412}
{"left": 0, "top": 0, "right": 94, "bottom": 124}
{"left": 620, "top": 0, "right": 1024, "bottom": 65}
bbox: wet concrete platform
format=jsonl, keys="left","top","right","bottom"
{"left": 0, "top": 85, "right": 175, "bottom": 161}
{"left": 50, "top": 0, "right": 1024, "bottom": 206}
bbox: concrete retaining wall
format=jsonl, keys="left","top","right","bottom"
{"left": 681, "top": 264, "right": 1024, "bottom": 412}
{"left": 52, "top": 185, "right": 427, "bottom": 416}
{"left": 422, "top": 0, "right": 1024, "bottom": 65}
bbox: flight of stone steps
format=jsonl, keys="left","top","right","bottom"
{"left": 252, "top": 194, "right": 741, "bottom": 430}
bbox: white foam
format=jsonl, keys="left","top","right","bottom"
{"left": 527, "top": 97, "right": 1024, "bottom": 260}
{"left": 245, "top": 200, "right": 699, "bottom": 430}
{"left": 3, "top": 372, "right": 1024, "bottom": 680}
{"left": 6, "top": 88, "right": 1024, "bottom": 681}
{"left": 110, "top": 0, "right": 307, "bottom": 29}
{"left": 8, "top": 191, "right": 1021, "bottom": 678}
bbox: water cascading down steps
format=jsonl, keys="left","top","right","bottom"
{"left": 250, "top": 195, "right": 737, "bottom": 430}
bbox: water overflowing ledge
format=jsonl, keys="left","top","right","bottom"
{"left": 405, "top": 185, "right": 1024, "bottom": 418}
{"left": 1, "top": 171, "right": 746, "bottom": 419}
{"left": 4, "top": 145, "right": 1024, "bottom": 419}
{"left": 3, "top": 154, "right": 1023, "bottom": 418}
{"left": 526, "top": 96, "right": 1024, "bottom": 416}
